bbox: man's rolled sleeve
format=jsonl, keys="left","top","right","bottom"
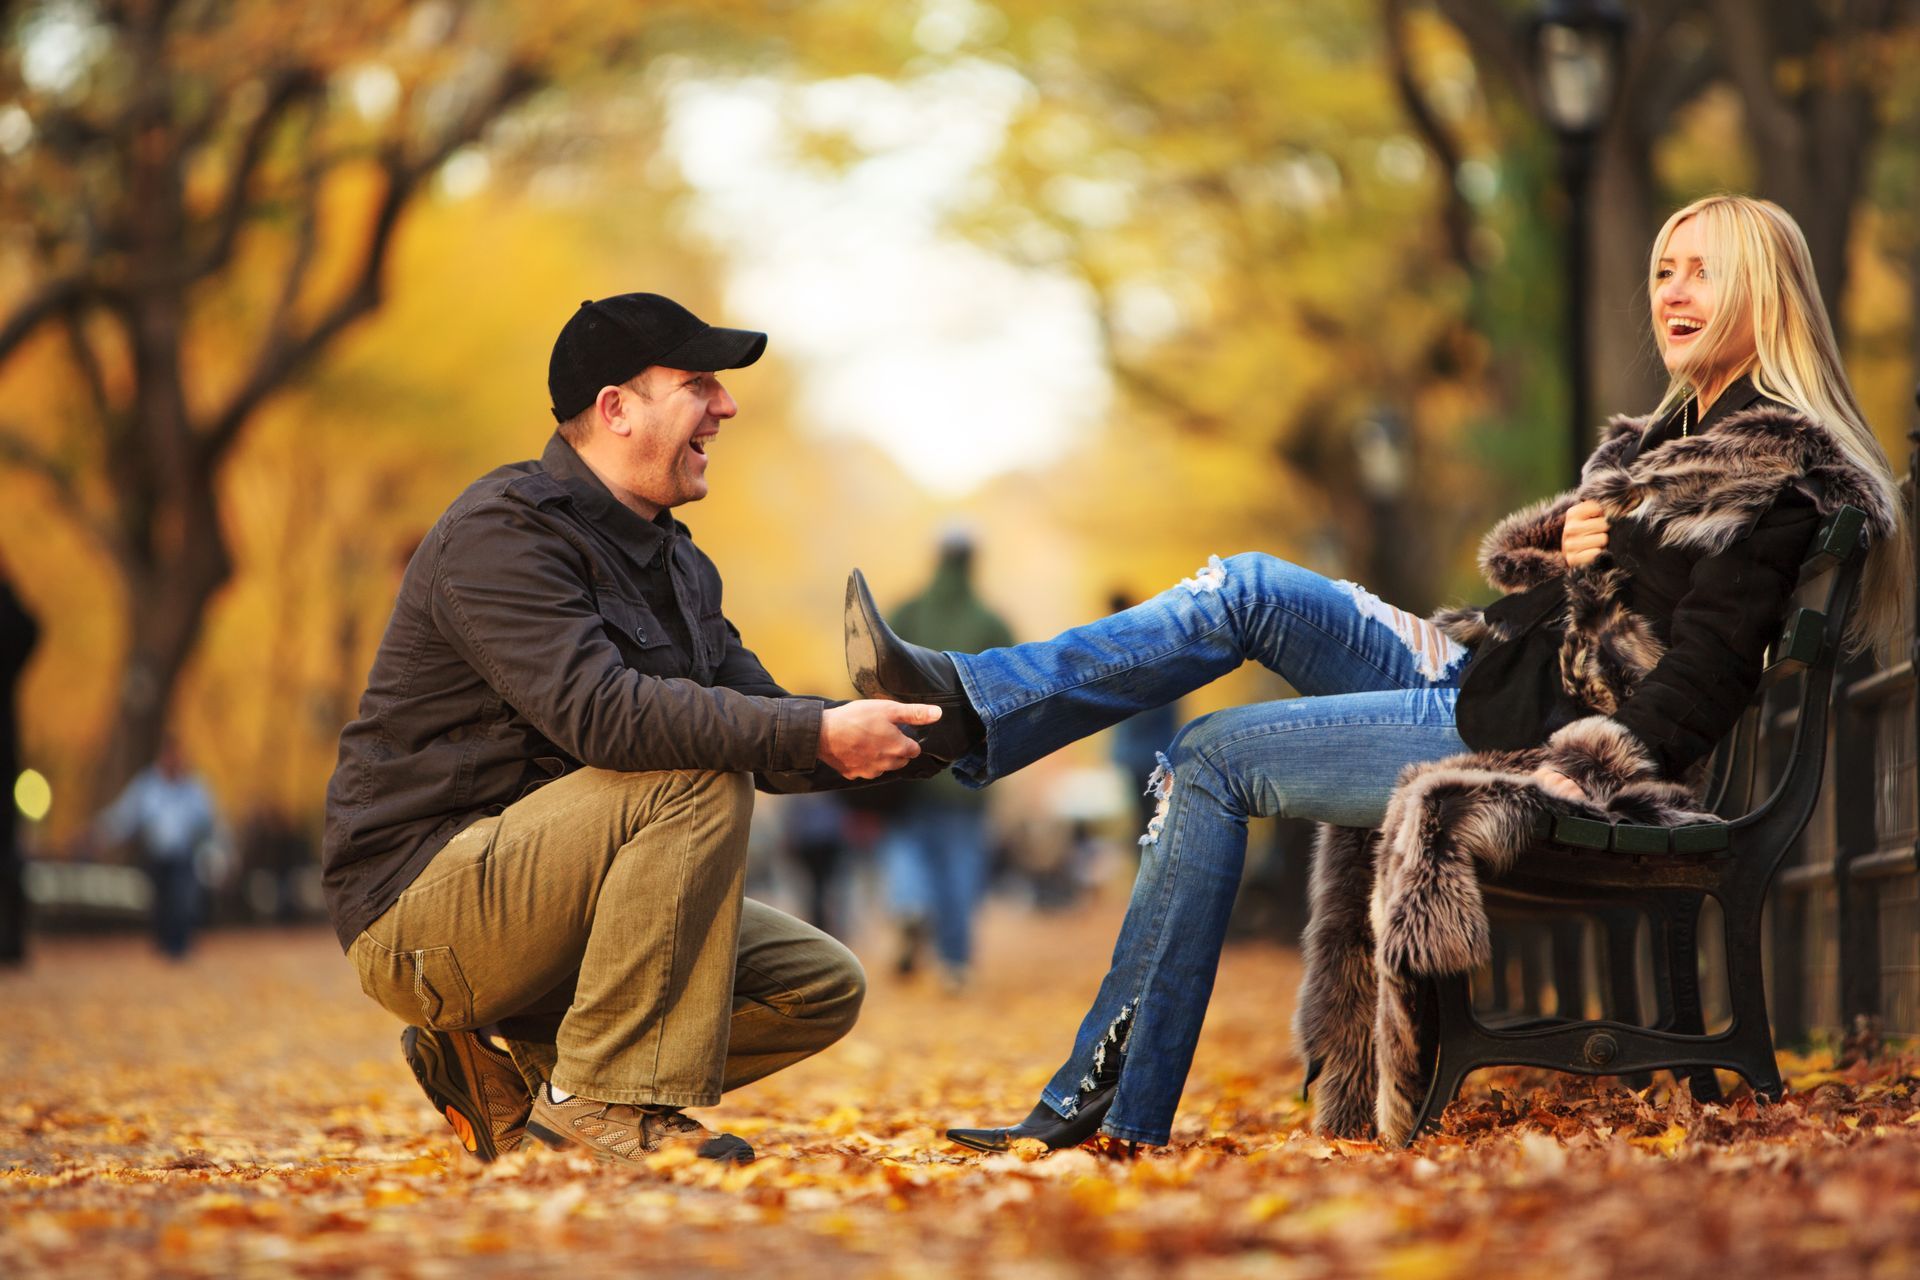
{"left": 769, "top": 696, "right": 823, "bottom": 773}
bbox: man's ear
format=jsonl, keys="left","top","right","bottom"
{"left": 595, "top": 384, "right": 628, "bottom": 437}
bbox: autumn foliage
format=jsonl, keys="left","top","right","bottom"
{"left": 6, "top": 900, "right": 1920, "bottom": 1278}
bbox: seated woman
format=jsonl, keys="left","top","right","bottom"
{"left": 844, "top": 195, "right": 1911, "bottom": 1152}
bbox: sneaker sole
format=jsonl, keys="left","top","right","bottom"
{"left": 527, "top": 1113, "right": 754, "bottom": 1166}
{"left": 401, "top": 1026, "right": 510, "bottom": 1164}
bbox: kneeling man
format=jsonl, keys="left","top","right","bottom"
{"left": 322, "top": 294, "right": 945, "bottom": 1166}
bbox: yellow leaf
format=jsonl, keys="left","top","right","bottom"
{"left": 1245, "top": 1192, "right": 1291, "bottom": 1223}
{"left": 365, "top": 1184, "right": 422, "bottom": 1208}
{"left": 1629, "top": 1124, "right": 1687, "bottom": 1156}
{"left": 1378, "top": 1242, "right": 1474, "bottom": 1280}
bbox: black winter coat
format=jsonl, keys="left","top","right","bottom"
{"left": 1293, "top": 382, "right": 1901, "bottom": 1147}
{"left": 1442, "top": 377, "right": 1855, "bottom": 779}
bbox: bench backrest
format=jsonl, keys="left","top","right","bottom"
{"left": 1700, "top": 505, "right": 1870, "bottom": 840}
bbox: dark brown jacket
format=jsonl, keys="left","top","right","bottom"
{"left": 322, "top": 435, "right": 862, "bottom": 949}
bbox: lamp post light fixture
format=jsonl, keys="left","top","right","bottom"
{"left": 1533, "top": 0, "right": 1627, "bottom": 486}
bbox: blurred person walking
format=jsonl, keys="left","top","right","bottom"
{"left": 782, "top": 791, "right": 853, "bottom": 940}
{"left": 96, "top": 736, "right": 220, "bottom": 960}
{"left": 0, "top": 559, "right": 38, "bottom": 966}
{"left": 877, "top": 531, "right": 1013, "bottom": 992}
{"left": 323, "top": 294, "right": 942, "bottom": 1170}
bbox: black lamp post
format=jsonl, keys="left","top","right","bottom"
{"left": 1533, "top": 0, "right": 1627, "bottom": 485}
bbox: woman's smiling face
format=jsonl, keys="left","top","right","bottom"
{"left": 1652, "top": 214, "right": 1755, "bottom": 389}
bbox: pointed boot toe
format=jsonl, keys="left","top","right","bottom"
{"left": 844, "top": 568, "right": 984, "bottom": 762}
{"left": 945, "top": 1085, "right": 1116, "bottom": 1154}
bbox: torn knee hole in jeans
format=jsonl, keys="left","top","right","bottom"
{"left": 1066, "top": 998, "right": 1138, "bottom": 1114}
{"left": 1334, "top": 579, "right": 1466, "bottom": 680}
{"left": 1178, "top": 555, "right": 1227, "bottom": 595}
{"left": 1139, "top": 751, "right": 1174, "bottom": 848}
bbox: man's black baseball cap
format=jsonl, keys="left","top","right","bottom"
{"left": 548, "top": 293, "right": 767, "bottom": 422}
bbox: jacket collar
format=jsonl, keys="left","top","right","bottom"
{"left": 1628, "top": 373, "right": 1765, "bottom": 465}
{"left": 539, "top": 433, "right": 675, "bottom": 561}
{"left": 1578, "top": 393, "right": 1895, "bottom": 556}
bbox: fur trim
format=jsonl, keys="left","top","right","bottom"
{"left": 1470, "top": 403, "right": 1893, "bottom": 603}
{"left": 1293, "top": 400, "right": 1896, "bottom": 1147}
{"left": 1293, "top": 826, "right": 1381, "bottom": 1139}
{"left": 1557, "top": 563, "right": 1669, "bottom": 715}
{"left": 1478, "top": 492, "right": 1580, "bottom": 594}
{"left": 1373, "top": 962, "right": 1427, "bottom": 1150}
{"left": 1542, "top": 715, "right": 1657, "bottom": 799}
{"left": 1452, "top": 401, "right": 1893, "bottom": 722}
{"left": 1582, "top": 404, "right": 1897, "bottom": 556}
{"left": 1301, "top": 731, "right": 1717, "bottom": 1147}
{"left": 1429, "top": 603, "right": 1507, "bottom": 652}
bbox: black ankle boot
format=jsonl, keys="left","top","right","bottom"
{"left": 947, "top": 1002, "right": 1135, "bottom": 1154}
{"left": 945, "top": 1082, "right": 1117, "bottom": 1153}
{"left": 844, "top": 568, "right": 985, "bottom": 762}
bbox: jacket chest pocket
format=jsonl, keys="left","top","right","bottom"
{"left": 601, "top": 594, "right": 680, "bottom": 674}
{"left": 697, "top": 608, "right": 731, "bottom": 669}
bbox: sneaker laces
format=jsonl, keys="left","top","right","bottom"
{"left": 640, "top": 1106, "right": 706, "bottom": 1141}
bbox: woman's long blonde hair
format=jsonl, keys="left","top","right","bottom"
{"left": 1647, "top": 194, "right": 1913, "bottom": 661}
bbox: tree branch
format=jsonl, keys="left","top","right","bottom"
{"left": 267, "top": 132, "right": 325, "bottom": 335}
{"left": 186, "top": 68, "right": 323, "bottom": 283}
{"left": 198, "top": 63, "right": 543, "bottom": 461}
{"left": 1382, "top": 0, "right": 1476, "bottom": 274}
{"left": 0, "top": 276, "right": 96, "bottom": 369}
{"left": 0, "top": 425, "right": 115, "bottom": 550}
{"left": 1708, "top": 0, "right": 1797, "bottom": 130}
{"left": 1430, "top": 0, "right": 1536, "bottom": 105}
{"left": 62, "top": 311, "right": 114, "bottom": 422}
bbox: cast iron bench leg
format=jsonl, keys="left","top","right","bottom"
{"left": 1656, "top": 893, "right": 1724, "bottom": 1103}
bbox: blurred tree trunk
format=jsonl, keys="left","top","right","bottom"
{"left": 1709, "top": 0, "right": 1904, "bottom": 325}
{"left": 1426, "top": 0, "right": 1908, "bottom": 431}
{"left": 0, "top": 3, "right": 537, "bottom": 801}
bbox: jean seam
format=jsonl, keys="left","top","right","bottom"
{"left": 1187, "top": 706, "right": 1463, "bottom": 761}
{"left": 734, "top": 961, "right": 803, "bottom": 1016}
{"left": 1100, "top": 1121, "right": 1172, "bottom": 1144}
{"left": 645, "top": 793, "right": 693, "bottom": 1092}
{"left": 975, "top": 590, "right": 1430, "bottom": 728}
{"left": 1100, "top": 774, "right": 1195, "bottom": 1134}
{"left": 967, "top": 616, "right": 1232, "bottom": 722}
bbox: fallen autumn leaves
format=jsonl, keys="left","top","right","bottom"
{"left": 4, "top": 901, "right": 1919, "bottom": 1278}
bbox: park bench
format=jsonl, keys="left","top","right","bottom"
{"left": 1408, "top": 503, "right": 1871, "bottom": 1135}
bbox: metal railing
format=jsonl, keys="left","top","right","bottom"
{"left": 1762, "top": 404, "right": 1920, "bottom": 1040}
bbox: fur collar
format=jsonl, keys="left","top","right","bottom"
{"left": 1578, "top": 402, "right": 1897, "bottom": 558}
{"left": 1476, "top": 402, "right": 1896, "bottom": 597}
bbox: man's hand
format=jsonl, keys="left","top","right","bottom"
{"left": 1533, "top": 767, "right": 1589, "bottom": 804}
{"left": 818, "top": 700, "right": 945, "bottom": 780}
{"left": 1561, "top": 499, "right": 1610, "bottom": 568}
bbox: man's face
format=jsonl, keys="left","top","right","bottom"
{"left": 607, "top": 365, "right": 738, "bottom": 514}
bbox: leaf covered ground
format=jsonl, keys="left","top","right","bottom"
{"left": 5, "top": 899, "right": 1920, "bottom": 1278}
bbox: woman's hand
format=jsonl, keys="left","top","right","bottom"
{"left": 1533, "top": 767, "right": 1589, "bottom": 804}
{"left": 1561, "top": 499, "right": 1610, "bottom": 568}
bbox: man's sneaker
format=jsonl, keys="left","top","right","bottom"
{"left": 526, "top": 1088, "right": 755, "bottom": 1165}
{"left": 400, "top": 1026, "right": 533, "bottom": 1163}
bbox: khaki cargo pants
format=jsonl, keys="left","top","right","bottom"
{"left": 348, "top": 767, "right": 864, "bottom": 1106}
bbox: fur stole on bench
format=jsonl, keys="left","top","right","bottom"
{"left": 1291, "top": 402, "right": 1896, "bottom": 1147}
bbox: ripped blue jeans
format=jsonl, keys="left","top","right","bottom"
{"left": 948, "top": 553, "right": 1471, "bottom": 1144}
